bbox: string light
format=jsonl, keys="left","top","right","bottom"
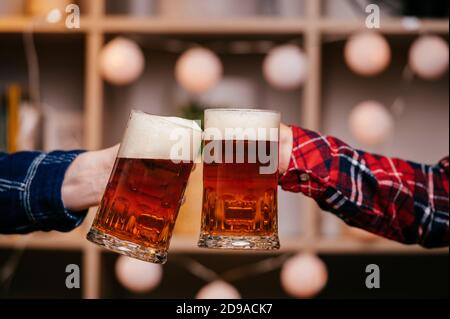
{"left": 175, "top": 47, "right": 223, "bottom": 95}
{"left": 344, "top": 32, "right": 391, "bottom": 76}
{"left": 263, "top": 44, "right": 308, "bottom": 90}
{"left": 409, "top": 35, "right": 449, "bottom": 80}
{"left": 196, "top": 281, "right": 241, "bottom": 299}
{"left": 349, "top": 100, "right": 394, "bottom": 146}
{"left": 280, "top": 253, "right": 328, "bottom": 299}
{"left": 100, "top": 37, "right": 145, "bottom": 86}
{"left": 115, "top": 256, "right": 163, "bottom": 293}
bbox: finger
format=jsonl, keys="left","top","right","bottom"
{"left": 106, "top": 144, "right": 120, "bottom": 157}
{"left": 96, "top": 144, "right": 120, "bottom": 169}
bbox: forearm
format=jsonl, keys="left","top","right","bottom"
{"left": 279, "top": 126, "right": 449, "bottom": 248}
{"left": 0, "top": 145, "right": 117, "bottom": 234}
{"left": 0, "top": 150, "right": 87, "bottom": 234}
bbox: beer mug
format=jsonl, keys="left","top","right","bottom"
{"left": 198, "top": 109, "right": 281, "bottom": 250}
{"left": 87, "top": 110, "right": 202, "bottom": 264}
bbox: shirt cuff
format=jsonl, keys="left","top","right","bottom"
{"left": 278, "top": 126, "right": 330, "bottom": 199}
{"left": 28, "top": 150, "right": 88, "bottom": 232}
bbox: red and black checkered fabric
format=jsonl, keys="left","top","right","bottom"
{"left": 279, "top": 126, "right": 449, "bottom": 248}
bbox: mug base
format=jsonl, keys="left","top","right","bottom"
{"left": 86, "top": 227, "right": 167, "bottom": 264}
{"left": 197, "top": 232, "right": 280, "bottom": 250}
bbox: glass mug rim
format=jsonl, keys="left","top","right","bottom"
{"left": 129, "top": 109, "right": 202, "bottom": 132}
{"left": 204, "top": 108, "right": 280, "bottom": 116}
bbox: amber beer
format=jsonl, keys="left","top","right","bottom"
{"left": 87, "top": 110, "right": 201, "bottom": 264}
{"left": 198, "top": 109, "right": 281, "bottom": 250}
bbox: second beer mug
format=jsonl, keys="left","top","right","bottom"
{"left": 198, "top": 108, "right": 281, "bottom": 250}
{"left": 87, "top": 110, "right": 201, "bottom": 264}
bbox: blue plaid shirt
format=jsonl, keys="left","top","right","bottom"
{"left": 0, "top": 150, "right": 87, "bottom": 234}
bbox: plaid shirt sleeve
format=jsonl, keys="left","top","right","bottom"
{"left": 0, "top": 150, "right": 87, "bottom": 234}
{"left": 279, "top": 126, "right": 449, "bottom": 248}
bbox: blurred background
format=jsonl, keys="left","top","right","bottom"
{"left": 0, "top": 0, "right": 448, "bottom": 298}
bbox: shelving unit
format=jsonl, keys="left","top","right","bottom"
{"left": 0, "top": 0, "right": 448, "bottom": 298}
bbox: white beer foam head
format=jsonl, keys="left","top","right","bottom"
{"left": 204, "top": 108, "right": 280, "bottom": 141}
{"left": 119, "top": 110, "right": 202, "bottom": 161}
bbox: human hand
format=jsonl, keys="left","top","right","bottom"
{"left": 61, "top": 145, "right": 119, "bottom": 211}
{"left": 279, "top": 123, "right": 293, "bottom": 175}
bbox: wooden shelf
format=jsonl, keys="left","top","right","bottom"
{"left": 101, "top": 16, "right": 306, "bottom": 34}
{"left": 101, "top": 17, "right": 449, "bottom": 35}
{"left": 314, "top": 239, "right": 448, "bottom": 255}
{"left": 131, "top": 237, "right": 449, "bottom": 255}
{"left": 0, "top": 16, "right": 92, "bottom": 33}
{"left": 319, "top": 18, "right": 449, "bottom": 35}
{"left": 1, "top": 233, "right": 446, "bottom": 255}
{"left": 1, "top": 16, "right": 447, "bottom": 35}
{"left": 0, "top": 231, "right": 85, "bottom": 251}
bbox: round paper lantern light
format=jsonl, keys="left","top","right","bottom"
{"left": 196, "top": 281, "right": 241, "bottom": 299}
{"left": 349, "top": 100, "right": 394, "bottom": 146}
{"left": 175, "top": 47, "right": 223, "bottom": 95}
{"left": 263, "top": 44, "right": 308, "bottom": 90}
{"left": 281, "top": 253, "right": 328, "bottom": 299}
{"left": 115, "top": 255, "right": 163, "bottom": 293}
{"left": 409, "top": 35, "right": 449, "bottom": 80}
{"left": 100, "top": 37, "right": 145, "bottom": 85}
{"left": 345, "top": 32, "right": 391, "bottom": 76}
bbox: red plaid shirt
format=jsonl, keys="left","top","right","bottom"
{"left": 279, "top": 126, "right": 449, "bottom": 248}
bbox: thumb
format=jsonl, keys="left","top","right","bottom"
{"left": 95, "top": 144, "right": 120, "bottom": 171}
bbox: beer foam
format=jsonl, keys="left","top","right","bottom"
{"left": 119, "top": 110, "right": 202, "bottom": 161}
{"left": 204, "top": 108, "right": 280, "bottom": 141}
